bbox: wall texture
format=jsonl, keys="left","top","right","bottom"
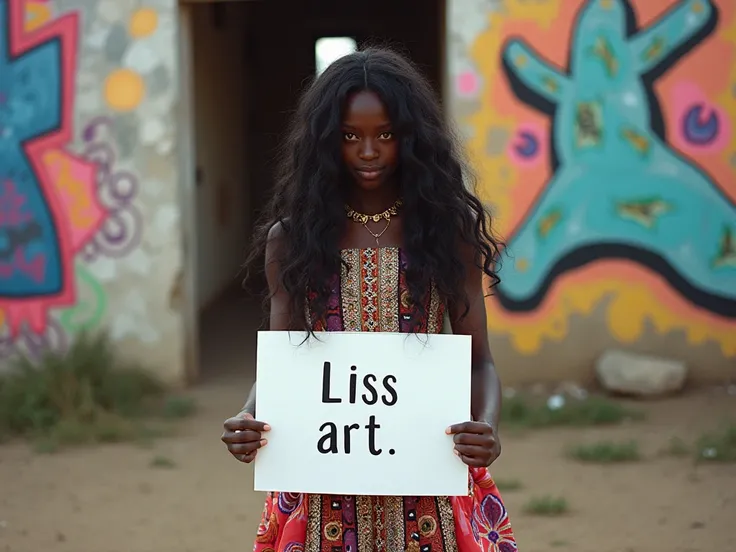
{"left": 0, "top": 0, "right": 185, "bottom": 383}
{"left": 448, "top": 0, "right": 736, "bottom": 383}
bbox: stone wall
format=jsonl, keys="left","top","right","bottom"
{"left": 0, "top": 0, "right": 185, "bottom": 383}
{"left": 447, "top": 0, "right": 736, "bottom": 384}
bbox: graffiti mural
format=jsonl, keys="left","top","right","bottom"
{"left": 0, "top": 0, "right": 146, "bottom": 359}
{"left": 462, "top": 0, "right": 736, "bottom": 355}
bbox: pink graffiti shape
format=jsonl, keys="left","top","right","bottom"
{"left": 42, "top": 151, "right": 106, "bottom": 249}
{"left": 507, "top": 123, "right": 547, "bottom": 168}
{"left": 456, "top": 70, "right": 480, "bottom": 98}
{"left": 670, "top": 82, "right": 731, "bottom": 155}
{"left": 2, "top": 0, "right": 88, "bottom": 336}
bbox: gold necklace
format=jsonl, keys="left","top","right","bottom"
{"left": 345, "top": 198, "right": 403, "bottom": 224}
{"left": 345, "top": 199, "right": 403, "bottom": 246}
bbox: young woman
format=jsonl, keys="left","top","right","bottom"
{"left": 221, "top": 47, "right": 517, "bottom": 552}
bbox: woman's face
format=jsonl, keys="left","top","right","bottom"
{"left": 341, "top": 90, "right": 398, "bottom": 192}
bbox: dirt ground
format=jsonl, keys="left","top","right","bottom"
{"left": 1, "top": 373, "right": 735, "bottom": 552}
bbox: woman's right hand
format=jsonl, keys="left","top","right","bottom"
{"left": 221, "top": 411, "right": 270, "bottom": 463}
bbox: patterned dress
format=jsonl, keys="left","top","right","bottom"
{"left": 254, "top": 248, "right": 518, "bottom": 552}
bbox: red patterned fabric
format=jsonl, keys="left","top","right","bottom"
{"left": 255, "top": 248, "right": 517, "bottom": 552}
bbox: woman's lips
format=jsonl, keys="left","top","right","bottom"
{"left": 356, "top": 168, "right": 384, "bottom": 180}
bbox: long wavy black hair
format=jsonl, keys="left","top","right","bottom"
{"left": 243, "top": 46, "right": 504, "bottom": 332}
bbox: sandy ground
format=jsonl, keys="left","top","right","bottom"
{"left": 1, "top": 373, "right": 735, "bottom": 552}
{"left": 2, "top": 297, "right": 735, "bottom": 551}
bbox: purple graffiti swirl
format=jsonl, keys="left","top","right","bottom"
{"left": 0, "top": 319, "right": 68, "bottom": 361}
{"left": 682, "top": 104, "right": 720, "bottom": 146}
{"left": 80, "top": 116, "right": 143, "bottom": 260}
{"left": 514, "top": 131, "right": 540, "bottom": 159}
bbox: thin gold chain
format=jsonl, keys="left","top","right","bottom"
{"left": 362, "top": 219, "right": 390, "bottom": 247}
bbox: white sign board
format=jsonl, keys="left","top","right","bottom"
{"left": 254, "top": 331, "right": 471, "bottom": 497}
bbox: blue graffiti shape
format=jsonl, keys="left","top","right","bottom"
{"left": 683, "top": 104, "right": 719, "bottom": 145}
{"left": 497, "top": 0, "right": 736, "bottom": 318}
{"left": 514, "top": 131, "right": 539, "bottom": 158}
{"left": 0, "top": 0, "right": 63, "bottom": 297}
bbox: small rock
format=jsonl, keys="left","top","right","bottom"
{"left": 547, "top": 394, "right": 565, "bottom": 410}
{"left": 701, "top": 447, "right": 718, "bottom": 459}
{"left": 596, "top": 349, "right": 687, "bottom": 397}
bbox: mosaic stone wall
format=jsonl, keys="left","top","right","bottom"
{"left": 0, "top": 0, "right": 185, "bottom": 382}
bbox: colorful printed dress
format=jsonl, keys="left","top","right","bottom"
{"left": 254, "top": 248, "right": 518, "bottom": 552}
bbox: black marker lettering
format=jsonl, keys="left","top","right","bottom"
{"left": 317, "top": 422, "right": 338, "bottom": 453}
{"left": 349, "top": 365, "right": 358, "bottom": 404}
{"left": 343, "top": 423, "right": 360, "bottom": 453}
{"left": 321, "top": 362, "right": 341, "bottom": 403}
{"left": 365, "top": 415, "right": 382, "bottom": 456}
{"left": 382, "top": 375, "right": 398, "bottom": 406}
{"left": 362, "top": 374, "right": 378, "bottom": 405}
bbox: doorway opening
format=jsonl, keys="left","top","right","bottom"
{"left": 180, "top": 0, "right": 446, "bottom": 382}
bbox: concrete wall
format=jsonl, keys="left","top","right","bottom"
{"left": 0, "top": 0, "right": 185, "bottom": 383}
{"left": 447, "top": 0, "right": 736, "bottom": 385}
{"left": 8, "top": 0, "right": 731, "bottom": 388}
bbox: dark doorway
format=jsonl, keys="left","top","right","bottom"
{"left": 189, "top": 0, "right": 445, "bottom": 380}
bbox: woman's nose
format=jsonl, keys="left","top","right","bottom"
{"left": 358, "top": 139, "right": 379, "bottom": 160}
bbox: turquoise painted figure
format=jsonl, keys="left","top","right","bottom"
{"left": 498, "top": 0, "right": 736, "bottom": 317}
{"left": 0, "top": 0, "right": 64, "bottom": 297}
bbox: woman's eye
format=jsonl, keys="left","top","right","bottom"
{"left": 379, "top": 132, "right": 393, "bottom": 140}
{"left": 344, "top": 133, "right": 358, "bottom": 141}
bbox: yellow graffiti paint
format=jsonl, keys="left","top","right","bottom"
{"left": 104, "top": 69, "right": 145, "bottom": 111}
{"left": 591, "top": 36, "right": 618, "bottom": 77}
{"left": 501, "top": 0, "right": 561, "bottom": 25}
{"left": 129, "top": 8, "right": 158, "bottom": 38}
{"left": 24, "top": 2, "right": 52, "bottom": 32}
{"left": 620, "top": 126, "right": 652, "bottom": 156}
{"left": 642, "top": 36, "right": 666, "bottom": 63}
{"left": 615, "top": 198, "right": 672, "bottom": 229}
{"left": 537, "top": 208, "right": 562, "bottom": 238}
{"left": 42, "top": 151, "right": 97, "bottom": 229}
{"left": 486, "top": 277, "right": 736, "bottom": 357}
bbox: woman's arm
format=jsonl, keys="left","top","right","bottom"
{"left": 240, "top": 222, "right": 291, "bottom": 417}
{"left": 447, "top": 243, "right": 503, "bottom": 466}
{"left": 449, "top": 260, "right": 501, "bottom": 430}
{"left": 222, "top": 224, "right": 290, "bottom": 463}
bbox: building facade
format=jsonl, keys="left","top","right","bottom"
{"left": 1, "top": 0, "right": 734, "bottom": 385}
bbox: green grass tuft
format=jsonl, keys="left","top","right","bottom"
{"left": 150, "top": 455, "right": 177, "bottom": 469}
{"left": 500, "top": 394, "right": 643, "bottom": 429}
{"left": 523, "top": 496, "right": 569, "bottom": 516}
{"left": 161, "top": 396, "right": 198, "bottom": 419}
{"left": 567, "top": 440, "right": 641, "bottom": 463}
{"left": 696, "top": 424, "right": 736, "bottom": 463}
{"left": 0, "top": 331, "right": 196, "bottom": 452}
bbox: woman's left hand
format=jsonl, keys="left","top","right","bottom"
{"left": 446, "top": 421, "right": 501, "bottom": 467}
